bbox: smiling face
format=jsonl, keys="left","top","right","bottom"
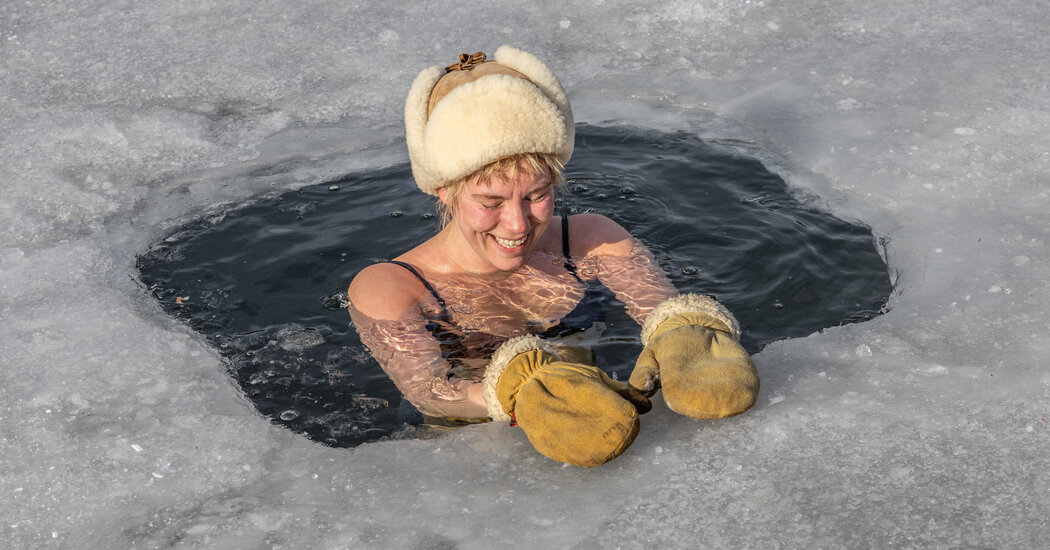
{"left": 437, "top": 162, "right": 556, "bottom": 275}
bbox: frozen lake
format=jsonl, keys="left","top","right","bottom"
{"left": 2, "top": 0, "right": 1048, "bottom": 547}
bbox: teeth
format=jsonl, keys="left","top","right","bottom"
{"left": 494, "top": 235, "right": 526, "bottom": 248}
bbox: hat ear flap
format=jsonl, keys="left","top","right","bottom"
{"left": 405, "top": 65, "right": 445, "bottom": 195}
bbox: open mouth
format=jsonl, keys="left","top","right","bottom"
{"left": 492, "top": 234, "right": 527, "bottom": 250}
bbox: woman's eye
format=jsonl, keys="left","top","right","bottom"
{"left": 528, "top": 193, "right": 550, "bottom": 202}
{"left": 482, "top": 203, "right": 501, "bottom": 210}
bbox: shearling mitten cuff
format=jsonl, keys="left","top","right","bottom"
{"left": 632, "top": 294, "right": 758, "bottom": 418}
{"left": 482, "top": 334, "right": 561, "bottom": 421}
{"left": 640, "top": 293, "right": 741, "bottom": 346}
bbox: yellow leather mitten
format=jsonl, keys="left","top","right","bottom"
{"left": 484, "top": 335, "right": 651, "bottom": 467}
{"left": 630, "top": 294, "right": 760, "bottom": 419}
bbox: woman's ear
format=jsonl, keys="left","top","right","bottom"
{"left": 436, "top": 186, "right": 450, "bottom": 205}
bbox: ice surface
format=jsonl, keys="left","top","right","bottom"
{"left": 2, "top": 0, "right": 1048, "bottom": 547}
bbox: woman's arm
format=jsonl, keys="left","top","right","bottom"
{"left": 568, "top": 214, "right": 677, "bottom": 325}
{"left": 347, "top": 263, "right": 488, "bottom": 419}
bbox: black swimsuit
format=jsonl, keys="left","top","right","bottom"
{"left": 387, "top": 216, "right": 607, "bottom": 362}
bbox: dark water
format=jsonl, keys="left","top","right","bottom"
{"left": 137, "top": 125, "right": 892, "bottom": 447}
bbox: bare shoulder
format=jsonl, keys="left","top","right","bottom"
{"left": 347, "top": 262, "right": 428, "bottom": 321}
{"left": 567, "top": 213, "right": 636, "bottom": 257}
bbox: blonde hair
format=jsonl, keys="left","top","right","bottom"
{"left": 436, "top": 152, "right": 565, "bottom": 227}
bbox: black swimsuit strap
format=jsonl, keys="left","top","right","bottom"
{"left": 386, "top": 260, "right": 450, "bottom": 320}
{"left": 562, "top": 215, "right": 584, "bottom": 283}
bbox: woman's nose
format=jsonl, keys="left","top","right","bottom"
{"left": 501, "top": 202, "right": 530, "bottom": 234}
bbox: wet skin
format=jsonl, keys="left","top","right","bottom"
{"left": 436, "top": 168, "right": 555, "bottom": 276}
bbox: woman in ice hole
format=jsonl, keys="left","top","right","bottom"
{"left": 347, "top": 46, "right": 759, "bottom": 467}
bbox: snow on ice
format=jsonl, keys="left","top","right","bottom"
{"left": 2, "top": 0, "right": 1048, "bottom": 547}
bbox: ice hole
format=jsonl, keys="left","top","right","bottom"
{"left": 137, "top": 125, "right": 892, "bottom": 447}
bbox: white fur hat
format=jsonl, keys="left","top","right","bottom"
{"left": 404, "top": 45, "right": 575, "bottom": 196}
